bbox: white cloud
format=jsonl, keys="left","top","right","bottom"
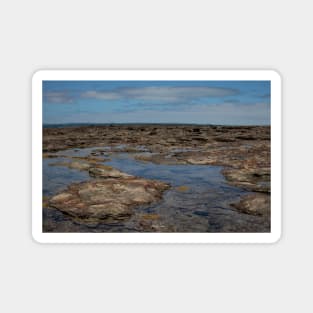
{"left": 44, "top": 91, "right": 73, "bottom": 104}
{"left": 82, "top": 90, "right": 121, "bottom": 100}
{"left": 81, "top": 86, "right": 238, "bottom": 103}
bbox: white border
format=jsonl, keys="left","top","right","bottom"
{"left": 32, "top": 70, "right": 281, "bottom": 244}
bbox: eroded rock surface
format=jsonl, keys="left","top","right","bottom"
{"left": 231, "top": 193, "right": 270, "bottom": 217}
{"left": 88, "top": 164, "right": 133, "bottom": 179}
{"left": 49, "top": 177, "right": 170, "bottom": 223}
{"left": 43, "top": 125, "right": 271, "bottom": 229}
{"left": 50, "top": 161, "right": 92, "bottom": 171}
{"left": 222, "top": 167, "right": 270, "bottom": 193}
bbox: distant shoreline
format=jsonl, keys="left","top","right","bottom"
{"left": 43, "top": 123, "right": 270, "bottom": 128}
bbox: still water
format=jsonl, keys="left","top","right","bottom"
{"left": 43, "top": 147, "right": 269, "bottom": 232}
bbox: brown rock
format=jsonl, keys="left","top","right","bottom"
{"left": 49, "top": 177, "right": 170, "bottom": 222}
{"left": 231, "top": 193, "right": 270, "bottom": 216}
{"left": 222, "top": 167, "right": 270, "bottom": 193}
{"left": 88, "top": 165, "right": 133, "bottom": 178}
{"left": 50, "top": 161, "right": 91, "bottom": 171}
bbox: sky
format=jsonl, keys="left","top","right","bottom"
{"left": 43, "top": 80, "right": 270, "bottom": 125}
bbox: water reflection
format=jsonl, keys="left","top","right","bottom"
{"left": 43, "top": 147, "right": 270, "bottom": 233}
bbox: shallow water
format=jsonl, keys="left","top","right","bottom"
{"left": 43, "top": 157, "right": 90, "bottom": 196}
{"left": 43, "top": 147, "right": 270, "bottom": 232}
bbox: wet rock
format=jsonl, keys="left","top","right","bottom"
{"left": 138, "top": 216, "right": 174, "bottom": 232}
{"left": 71, "top": 156, "right": 110, "bottom": 163}
{"left": 222, "top": 167, "right": 270, "bottom": 193}
{"left": 186, "top": 156, "right": 211, "bottom": 165}
{"left": 49, "top": 177, "right": 170, "bottom": 222}
{"left": 43, "top": 125, "right": 271, "bottom": 231}
{"left": 231, "top": 193, "right": 270, "bottom": 216}
{"left": 50, "top": 161, "right": 92, "bottom": 171}
{"left": 135, "top": 153, "right": 185, "bottom": 165}
{"left": 88, "top": 165, "right": 133, "bottom": 178}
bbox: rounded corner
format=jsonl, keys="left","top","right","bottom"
{"left": 31, "top": 230, "right": 45, "bottom": 244}
{"left": 32, "top": 70, "right": 45, "bottom": 84}
{"left": 268, "top": 69, "right": 282, "bottom": 83}
{"left": 269, "top": 230, "right": 282, "bottom": 244}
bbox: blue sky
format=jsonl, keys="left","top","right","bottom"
{"left": 43, "top": 80, "right": 270, "bottom": 125}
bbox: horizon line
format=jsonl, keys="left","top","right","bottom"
{"left": 43, "top": 122, "right": 270, "bottom": 128}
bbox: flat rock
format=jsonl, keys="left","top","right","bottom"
{"left": 222, "top": 167, "right": 270, "bottom": 193}
{"left": 231, "top": 193, "right": 270, "bottom": 216}
{"left": 186, "top": 156, "right": 211, "bottom": 165}
{"left": 50, "top": 161, "right": 91, "bottom": 171}
{"left": 49, "top": 177, "right": 170, "bottom": 222}
{"left": 89, "top": 165, "right": 133, "bottom": 178}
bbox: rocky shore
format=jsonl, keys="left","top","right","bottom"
{"left": 43, "top": 125, "right": 271, "bottom": 231}
{"left": 49, "top": 177, "right": 169, "bottom": 223}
